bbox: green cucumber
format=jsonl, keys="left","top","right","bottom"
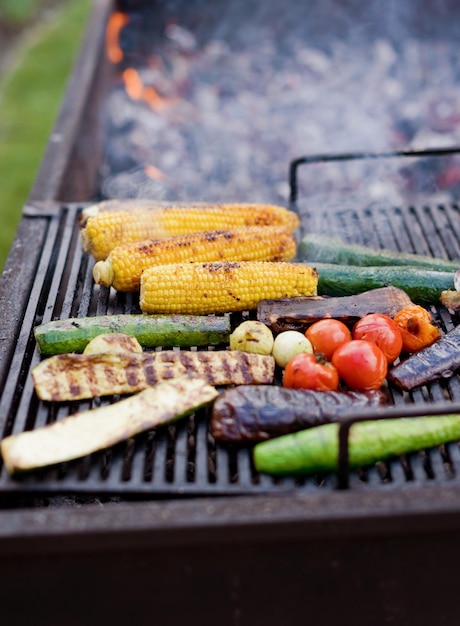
{"left": 312, "top": 262, "right": 455, "bottom": 304}
{"left": 298, "top": 234, "right": 459, "bottom": 271}
{"left": 253, "top": 413, "right": 460, "bottom": 476}
{"left": 34, "top": 313, "right": 231, "bottom": 355}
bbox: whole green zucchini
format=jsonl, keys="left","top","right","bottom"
{"left": 313, "top": 262, "right": 455, "bottom": 304}
{"left": 298, "top": 234, "right": 459, "bottom": 271}
{"left": 34, "top": 313, "right": 231, "bottom": 355}
{"left": 253, "top": 413, "right": 460, "bottom": 476}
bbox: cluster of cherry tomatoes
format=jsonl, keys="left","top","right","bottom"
{"left": 229, "top": 303, "right": 441, "bottom": 393}
{"left": 283, "top": 313, "right": 404, "bottom": 392}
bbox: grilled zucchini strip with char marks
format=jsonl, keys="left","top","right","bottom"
{"left": 1, "top": 376, "right": 218, "bottom": 474}
{"left": 32, "top": 350, "right": 275, "bottom": 401}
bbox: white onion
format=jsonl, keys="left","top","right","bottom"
{"left": 272, "top": 331, "right": 313, "bottom": 368}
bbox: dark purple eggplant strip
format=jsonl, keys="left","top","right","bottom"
{"left": 257, "top": 286, "right": 412, "bottom": 333}
{"left": 388, "top": 325, "right": 460, "bottom": 391}
{"left": 210, "top": 385, "right": 389, "bottom": 443}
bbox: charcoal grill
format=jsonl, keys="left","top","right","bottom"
{"left": 1, "top": 1, "right": 460, "bottom": 625}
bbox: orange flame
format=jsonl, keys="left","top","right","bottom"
{"left": 122, "top": 68, "right": 144, "bottom": 100}
{"left": 143, "top": 86, "right": 169, "bottom": 110}
{"left": 122, "top": 67, "right": 173, "bottom": 112}
{"left": 106, "top": 12, "right": 129, "bottom": 63}
{"left": 107, "top": 12, "right": 175, "bottom": 114}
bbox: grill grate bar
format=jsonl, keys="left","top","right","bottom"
{"left": 194, "top": 418, "right": 212, "bottom": 485}
{"left": 129, "top": 435, "right": 149, "bottom": 485}
{"left": 410, "top": 205, "right": 458, "bottom": 259}
{"left": 173, "top": 422, "right": 189, "bottom": 487}
{"left": 378, "top": 207, "right": 417, "bottom": 253}
{"left": 0, "top": 217, "right": 57, "bottom": 443}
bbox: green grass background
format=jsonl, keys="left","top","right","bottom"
{"left": 0, "top": 0, "right": 92, "bottom": 271}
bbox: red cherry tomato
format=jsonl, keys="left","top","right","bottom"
{"left": 332, "top": 339, "right": 387, "bottom": 391}
{"left": 352, "top": 313, "right": 403, "bottom": 364}
{"left": 305, "top": 319, "right": 352, "bottom": 360}
{"left": 283, "top": 352, "right": 339, "bottom": 391}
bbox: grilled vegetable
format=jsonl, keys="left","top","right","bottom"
{"left": 388, "top": 324, "right": 460, "bottom": 390}
{"left": 352, "top": 314, "right": 403, "bottom": 364}
{"left": 441, "top": 289, "right": 460, "bottom": 313}
{"left": 92, "top": 226, "right": 297, "bottom": 292}
{"left": 282, "top": 352, "right": 339, "bottom": 392}
{"left": 140, "top": 261, "right": 318, "bottom": 315}
{"left": 1, "top": 376, "right": 218, "bottom": 474}
{"left": 305, "top": 319, "right": 352, "bottom": 360}
{"left": 229, "top": 321, "right": 274, "bottom": 355}
{"left": 440, "top": 270, "right": 460, "bottom": 313}
{"left": 253, "top": 412, "right": 460, "bottom": 475}
{"left": 271, "top": 331, "right": 313, "bottom": 368}
{"left": 257, "top": 286, "right": 413, "bottom": 333}
{"left": 393, "top": 305, "right": 441, "bottom": 353}
{"left": 298, "top": 233, "right": 459, "bottom": 272}
{"left": 210, "top": 385, "right": 388, "bottom": 442}
{"left": 83, "top": 333, "right": 143, "bottom": 355}
{"left": 33, "top": 313, "right": 231, "bottom": 356}
{"left": 314, "top": 262, "right": 455, "bottom": 305}
{"left": 81, "top": 203, "right": 300, "bottom": 261}
{"left": 332, "top": 340, "right": 388, "bottom": 391}
{"left": 32, "top": 350, "right": 275, "bottom": 401}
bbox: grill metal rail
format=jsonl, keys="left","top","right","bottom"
{"left": 289, "top": 146, "right": 460, "bottom": 203}
{"left": 0, "top": 201, "right": 458, "bottom": 498}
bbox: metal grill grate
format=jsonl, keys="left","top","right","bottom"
{"left": 0, "top": 202, "right": 459, "bottom": 498}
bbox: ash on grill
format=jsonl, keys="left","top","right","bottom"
{"left": 101, "top": 0, "right": 460, "bottom": 207}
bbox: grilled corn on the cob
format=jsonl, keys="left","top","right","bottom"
{"left": 140, "top": 261, "right": 318, "bottom": 315}
{"left": 93, "top": 226, "right": 297, "bottom": 291}
{"left": 81, "top": 203, "right": 300, "bottom": 261}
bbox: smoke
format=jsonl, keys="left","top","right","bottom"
{"left": 102, "top": 0, "right": 460, "bottom": 207}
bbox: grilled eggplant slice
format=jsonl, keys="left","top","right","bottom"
{"left": 1, "top": 376, "right": 218, "bottom": 474}
{"left": 32, "top": 350, "right": 275, "bottom": 401}
{"left": 257, "top": 286, "right": 412, "bottom": 333}
{"left": 210, "top": 385, "right": 389, "bottom": 442}
{"left": 388, "top": 325, "right": 460, "bottom": 391}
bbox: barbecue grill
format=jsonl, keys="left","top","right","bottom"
{"left": 1, "top": 1, "right": 460, "bottom": 624}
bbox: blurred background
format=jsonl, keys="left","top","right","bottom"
{"left": 0, "top": 0, "right": 91, "bottom": 271}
